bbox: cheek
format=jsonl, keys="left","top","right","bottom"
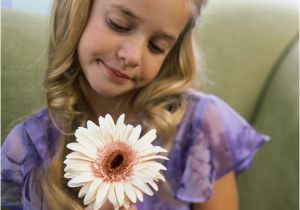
{"left": 141, "top": 62, "right": 163, "bottom": 83}
{"left": 78, "top": 21, "right": 119, "bottom": 59}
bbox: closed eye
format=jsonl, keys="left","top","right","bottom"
{"left": 148, "top": 41, "right": 165, "bottom": 54}
{"left": 107, "top": 18, "right": 130, "bottom": 32}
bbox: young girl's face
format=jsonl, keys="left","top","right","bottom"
{"left": 78, "top": 0, "right": 189, "bottom": 98}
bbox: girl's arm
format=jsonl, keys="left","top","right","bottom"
{"left": 192, "top": 171, "right": 239, "bottom": 210}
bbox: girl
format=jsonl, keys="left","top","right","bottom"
{"left": 1, "top": 0, "right": 269, "bottom": 209}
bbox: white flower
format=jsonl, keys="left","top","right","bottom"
{"left": 64, "top": 114, "right": 168, "bottom": 210}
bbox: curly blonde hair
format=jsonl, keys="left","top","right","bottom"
{"left": 42, "top": 0, "right": 207, "bottom": 209}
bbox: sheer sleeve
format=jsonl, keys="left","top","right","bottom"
{"left": 175, "top": 93, "right": 270, "bottom": 203}
{"left": 204, "top": 95, "right": 270, "bottom": 179}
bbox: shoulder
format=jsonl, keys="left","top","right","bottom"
{"left": 184, "top": 88, "right": 231, "bottom": 110}
{"left": 23, "top": 107, "right": 59, "bottom": 140}
{"left": 182, "top": 89, "right": 234, "bottom": 130}
{"left": 3, "top": 107, "right": 61, "bottom": 165}
{"left": 176, "top": 89, "right": 227, "bottom": 146}
{"left": 23, "top": 107, "right": 52, "bottom": 127}
{"left": 183, "top": 89, "right": 249, "bottom": 128}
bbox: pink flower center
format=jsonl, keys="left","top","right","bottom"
{"left": 93, "top": 141, "right": 137, "bottom": 182}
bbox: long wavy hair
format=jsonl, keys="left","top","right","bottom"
{"left": 42, "top": 0, "right": 207, "bottom": 209}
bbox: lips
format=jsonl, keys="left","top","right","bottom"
{"left": 101, "top": 60, "right": 131, "bottom": 80}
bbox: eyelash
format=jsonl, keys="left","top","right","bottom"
{"left": 107, "top": 18, "right": 166, "bottom": 54}
{"left": 107, "top": 18, "right": 130, "bottom": 32}
{"left": 148, "top": 42, "right": 165, "bottom": 54}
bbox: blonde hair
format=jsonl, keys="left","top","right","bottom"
{"left": 42, "top": 0, "right": 207, "bottom": 209}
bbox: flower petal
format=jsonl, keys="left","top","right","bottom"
{"left": 122, "top": 197, "right": 130, "bottom": 209}
{"left": 116, "top": 114, "right": 126, "bottom": 130}
{"left": 64, "top": 165, "right": 93, "bottom": 173}
{"left": 133, "top": 171, "right": 156, "bottom": 181}
{"left": 115, "top": 182, "right": 125, "bottom": 206}
{"left": 148, "top": 181, "right": 158, "bottom": 191}
{"left": 138, "top": 146, "right": 168, "bottom": 157}
{"left": 133, "top": 187, "right": 143, "bottom": 202}
{"left": 67, "top": 180, "right": 85, "bottom": 188}
{"left": 139, "top": 155, "right": 169, "bottom": 162}
{"left": 66, "top": 152, "right": 94, "bottom": 162}
{"left": 64, "top": 160, "right": 93, "bottom": 170}
{"left": 154, "top": 172, "right": 166, "bottom": 182}
{"left": 123, "top": 182, "right": 137, "bottom": 203}
{"left": 66, "top": 142, "right": 97, "bottom": 159}
{"left": 64, "top": 159, "right": 93, "bottom": 166}
{"left": 105, "top": 114, "right": 116, "bottom": 130}
{"left": 64, "top": 171, "right": 81, "bottom": 179}
{"left": 101, "top": 128, "right": 114, "bottom": 144}
{"left": 83, "top": 122, "right": 111, "bottom": 146}
{"left": 75, "top": 127, "right": 104, "bottom": 148}
{"left": 99, "top": 115, "right": 115, "bottom": 134}
{"left": 141, "top": 161, "right": 167, "bottom": 171}
{"left": 135, "top": 183, "right": 153, "bottom": 196}
{"left": 78, "top": 182, "right": 92, "bottom": 198}
{"left": 128, "top": 125, "right": 142, "bottom": 144}
{"left": 86, "top": 120, "right": 99, "bottom": 130}
{"left": 64, "top": 173, "right": 74, "bottom": 179}
{"left": 114, "top": 115, "right": 126, "bottom": 141}
{"left": 94, "top": 182, "right": 111, "bottom": 210}
{"left": 136, "top": 129, "right": 157, "bottom": 147}
{"left": 128, "top": 175, "right": 145, "bottom": 187}
{"left": 121, "top": 124, "right": 134, "bottom": 141}
{"left": 108, "top": 183, "right": 118, "bottom": 207}
{"left": 69, "top": 173, "right": 95, "bottom": 187}
{"left": 128, "top": 174, "right": 153, "bottom": 195}
{"left": 84, "top": 178, "right": 103, "bottom": 205}
{"left": 98, "top": 117, "right": 114, "bottom": 142}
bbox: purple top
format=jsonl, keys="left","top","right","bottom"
{"left": 1, "top": 90, "right": 269, "bottom": 210}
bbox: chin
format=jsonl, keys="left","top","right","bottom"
{"left": 94, "top": 88, "right": 131, "bottom": 98}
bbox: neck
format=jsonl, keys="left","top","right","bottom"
{"left": 78, "top": 75, "right": 134, "bottom": 123}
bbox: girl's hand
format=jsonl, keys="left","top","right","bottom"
{"left": 84, "top": 200, "right": 138, "bottom": 210}
{"left": 120, "top": 205, "right": 138, "bottom": 210}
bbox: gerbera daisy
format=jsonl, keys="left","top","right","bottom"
{"left": 64, "top": 114, "right": 168, "bottom": 210}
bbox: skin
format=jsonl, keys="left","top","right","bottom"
{"left": 84, "top": 201, "right": 137, "bottom": 210}
{"left": 78, "top": 0, "right": 189, "bottom": 120}
{"left": 193, "top": 172, "right": 239, "bottom": 210}
{"left": 79, "top": 0, "right": 240, "bottom": 209}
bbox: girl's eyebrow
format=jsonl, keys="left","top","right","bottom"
{"left": 110, "top": 3, "right": 177, "bottom": 42}
{"left": 159, "top": 33, "right": 176, "bottom": 42}
{"left": 110, "top": 4, "right": 140, "bottom": 20}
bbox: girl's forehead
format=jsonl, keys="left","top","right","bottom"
{"left": 100, "top": 0, "right": 190, "bottom": 37}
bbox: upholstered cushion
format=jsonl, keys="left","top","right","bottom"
{"left": 238, "top": 40, "right": 299, "bottom": 210}
{"left": 197, "top": 0, "right": 298, "bottom": 120}
{"left": 2, "top": 9, "right": 47, "bottom": 139}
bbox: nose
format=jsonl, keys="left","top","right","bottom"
{"left": 117, "top": 37, "right": 145, "bottom": 68}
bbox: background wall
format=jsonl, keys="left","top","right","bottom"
{"left": 1, "top": 0, "right": 51, "bottom": 14}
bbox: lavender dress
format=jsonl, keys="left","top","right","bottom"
{"left": 1, "top": 90, "right": 269, "bottom": 210}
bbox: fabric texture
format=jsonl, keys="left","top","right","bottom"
{"left": 1, "top": 90, "right": 269, "bottom": 210}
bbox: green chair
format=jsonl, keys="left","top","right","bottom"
{"left": 197, "top": 0, "right": 298, "bottom": 209}
{"left": 1, "top": 0, "right": 298, "bottom": 209}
